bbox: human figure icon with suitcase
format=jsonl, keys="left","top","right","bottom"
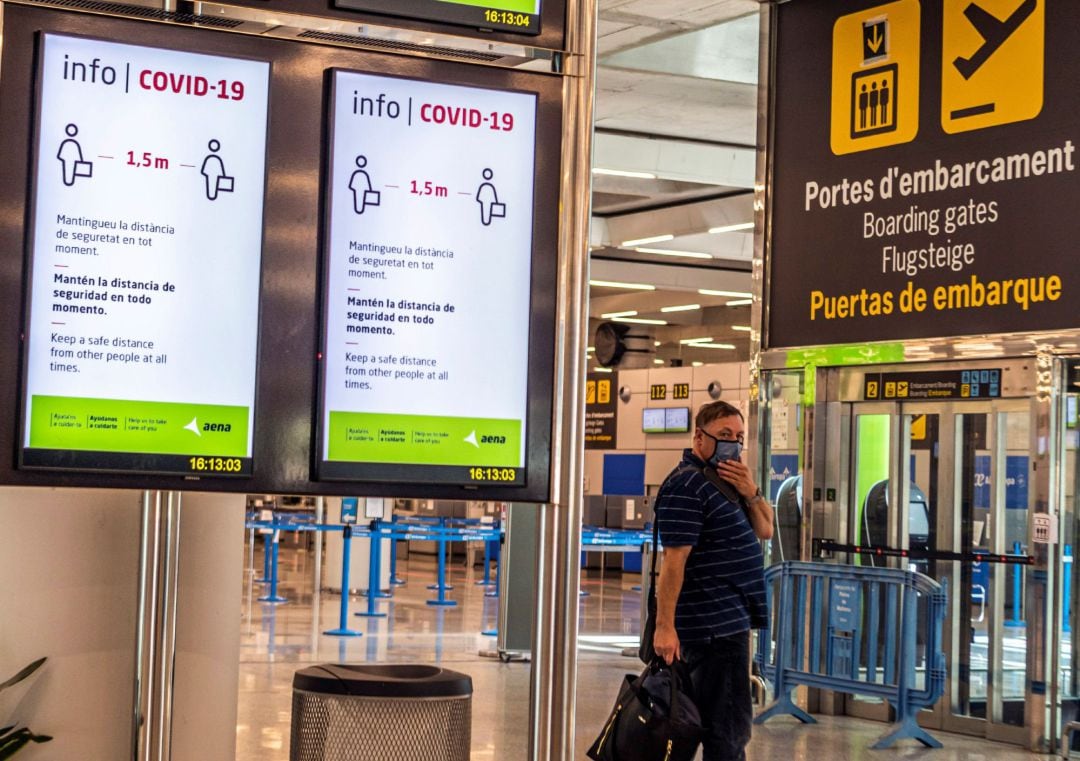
{"left": 57, "top": 123, "right": 93, "bottom": 186}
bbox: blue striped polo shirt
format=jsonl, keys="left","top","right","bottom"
{"left": 655, "top": 450, "right": 768, "bottom": 643}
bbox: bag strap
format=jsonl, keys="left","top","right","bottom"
{"left": 648, "top": 464, "right": 700, "bottom": 611}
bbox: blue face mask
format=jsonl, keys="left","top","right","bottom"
{"left": 701, "top": 430, "right": 743, "bottom": 467}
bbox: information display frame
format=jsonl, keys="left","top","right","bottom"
{"left": 218, "top": 0, "right": 567, "bottom": 50}
{"left": 334, "top": 0, "right": 543, "bottom": 37}
{"left": 0, "top": 4, "right": 562, "bottom": 500}
{"left": 313, "top": 66, "right": 553, "bottom": 494}
{"left": 17, "top": 30, "right": 272, "bottom": 478}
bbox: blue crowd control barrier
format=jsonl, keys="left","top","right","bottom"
{"left": 258, "top": 532, "right": 288, "bottom": 604}
{"left": 243, "top": 518, "right": 502, "bottom": 613}
{"left": 755, "top": 561, "right": 948, "bottom": 749}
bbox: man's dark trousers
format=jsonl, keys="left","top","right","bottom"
{"left": 681, "top": 630, "right": 752, "bottom": 761}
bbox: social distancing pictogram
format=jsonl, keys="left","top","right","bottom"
{"left": 941, "top": 0, "right": 1044, "bottom": 133}
{"left": 831, "top": 0, "right": 920, "bottom": 155}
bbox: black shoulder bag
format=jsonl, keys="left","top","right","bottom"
{"left": 586, "top": 659, "right": 705, "bottom": 761}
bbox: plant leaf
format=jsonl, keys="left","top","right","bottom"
{"left": 0, "top": 659, "right": 46, "bottom": 692}
{"left": 0, "top": 728, "right": 51, "bottom": 760}
{"left": 0, "top": 729, "right": 32, "bottom": 760}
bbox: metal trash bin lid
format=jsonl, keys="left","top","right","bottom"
{"left": 293, "top": 664, "right": 472, "bottom": 698}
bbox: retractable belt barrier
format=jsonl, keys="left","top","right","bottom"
{"left": 755, "top": 561, "right": 948, "bottom": 749}
{"left": 816, "top": 538, "right": 1034, "bottom": 565}
{"left": 244, "top": 518, "right": 503, "bottom": 621}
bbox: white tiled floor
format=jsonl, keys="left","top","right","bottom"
{"left": 236, "top": 539, "right": 1060, "bottom": 760}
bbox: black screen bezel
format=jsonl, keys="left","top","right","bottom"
{"left": 0, "top": 4, "right": 560, "bottom": 500}
{"left": 313, "top": 67, "right": 543, "bottom": 490}
{"left": 16, "top": 30, "right": 272, "bottom": 479}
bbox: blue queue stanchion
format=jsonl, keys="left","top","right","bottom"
{"left": 389, "top": 518, "right": 405, "bottom": 586}
{"left": 427, "top": 519, "right": 454, "bottom": 591}
{"left": 1007, "top": 540, "right": 1025, "bottom": 627}
{"left": 356, "top": 523, "right": 388, "bottom": 618}
{"left": 324, "top": 525, "right": 363, "bottom": 637}
{"left": 485, "top": 539, "right": 500, "bottom": 598}
{"left": 258, "top": 532, "right": 287, "bottom": 603}
{"left": 369, "top": 521, "right": 392, "bottom": 599}
{"left": 255, "top": 532, "right": 271, "bottom": 583}
{"left": 475, "top": 538, "right": 493, "bottom": 586}
{"left": 427, "top": 531, "right": 457, "bottom": 607}
{"left": 1064, "top": 544, "right": 1072, "bottom": 634}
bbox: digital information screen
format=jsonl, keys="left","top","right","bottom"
{"left": 642, "top": 407, "right": 690, "bottom": 434}
{"left": 319, "top": 69, "right": 537, "bottom": 487}
{"left": 20, "top": 34, "right": 270, "bottom": 476}
{"left": 642, "top": 408, "right": 666, "bottom": 434}
{"left": 333, "top": 0, "right": 541, "bottom": 35}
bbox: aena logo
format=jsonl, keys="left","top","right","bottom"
{"left": 480, "top": 434, "right": 506, "bottom": 445}
{"left": 203, "top": 422, "right": 232, "bottom": 432}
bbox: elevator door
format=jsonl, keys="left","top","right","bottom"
{"left": 844, "top": 399, "right": 1031, "bottom": 744}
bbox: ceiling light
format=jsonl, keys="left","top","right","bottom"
{"left": 586, "top": 346, "right": 595, "bottom": 352}
{"left": 592, "top": 168, "right": 657, "bottom": 179}
{"left": 601, "top": 310, "right": 637, "bottom": 319}
{"left": 633, "top": 247, "right": 712, "bottom": 259}
{"left": 612, "top": 317, "right": 667, "bottom": 325}
{"left": 654, "top": 341, "right": 661, "bottom": 347}
{"left": 680, "top": 336, "right": 713, "bottom": 344}
{"left": 621, "top": 234, "right": 674, "bottom": 247}
{"left": 707, "top": 222, "right": 754, "bottom": 234}
{"left": 660, "top": 304, "right": 701, "bottom": 313}
{"left": 589, "top": 280, "right": 656, "bottom": 291}
{"left": 698, "top": 289, "right": 752, "bottom": 298}
{"left": 726, "top": 299, "right": 753, "bottom": 307}
{"left": 653, "top": 359, "right": 664, "bottom": 365}
{"left": 731, "top": 325, "right": 752, "bottom": 332}
{"left": 692, "top": 343, "right": 736, "bottom": 349}
{"left": 692, "top": 362, "right": 703, "bottom": 367}
{"left": 593, "top": 367, "right": 613, "bottom": 373}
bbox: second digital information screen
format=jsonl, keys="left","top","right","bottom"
{"left": 318, "top": 69, "right": 538, "bottom": 486}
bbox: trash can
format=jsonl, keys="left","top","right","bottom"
{"left": 290, "top": 663, "right": 472, "bottom": 761}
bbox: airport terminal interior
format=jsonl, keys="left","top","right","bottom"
{"left": 1, "top": 0, "right": 1079, "bottom": 760}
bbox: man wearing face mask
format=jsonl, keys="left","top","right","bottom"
{"left": 652, "top": 400, "right": 773, "bottom": 761}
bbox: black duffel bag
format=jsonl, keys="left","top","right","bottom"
{"left": 586, "top": 659, "right": 705, "bottom": 761}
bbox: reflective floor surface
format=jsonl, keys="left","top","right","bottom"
{"left": 236, "top": 538, "right": 1058, "bottom": 760}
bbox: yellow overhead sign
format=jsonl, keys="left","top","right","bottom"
{"left": 831, "top": 0, "right": 921, "bottom": 155}
{"left": 941, "top": 0, "right": 1044, "bottom": 134}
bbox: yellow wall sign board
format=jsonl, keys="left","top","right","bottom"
{"left": 831, "top": 0, "right": 920, "bottom": 155}
{"left": 597, "top": 379, "right": 611, "bottom": 404}
{"left": 941, "top": 0, "right": 1044, "bottom": 134}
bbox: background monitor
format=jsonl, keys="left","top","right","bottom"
{"left": 334, "top": 0, "right": 542, "bottom": 35}
{"left": 642, "top": 408, "right": 666, "bottom": 433}
{"left": 642, "top": 407, "right": 689, "bottom": 433}
{"left": 664, "top": 407, "right": 690, "bottom": 433}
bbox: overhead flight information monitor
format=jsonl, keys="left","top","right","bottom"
{"left": 20, "top": 34, "right": 270, "bottom": 476}
{"left": 333, "top": 0, "right": 542, "bottom": 35}
{"left": 319, "top": 69, "right": 538, "bottom": 487}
